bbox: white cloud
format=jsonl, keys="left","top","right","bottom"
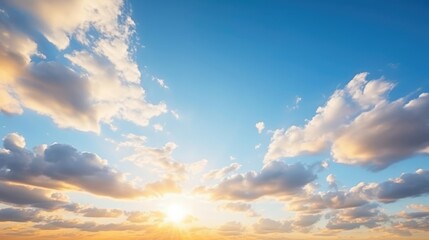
{"left": 153, "top": 123, "right": 163, "bottom": 132}
{"left": 153, "top": 77, "right": 168, "bottom": 89}
{"left": 171, "top": 110, "right": 180, "bottom": 120}
{"left": 256, "top": 121, "right": 265, "bottom": 134}
{"left": 266, "top": 73, "right": 429, "bottom": 170}
{"left": 326, "top": 174, "right": 337, "bottom": 188}
{"left": 0, "top": 1, "right": 167, "bottom": 132}
{"left": 197, "top": 161, "right": 316, "bottom": 200}
{"left": 204, "top": 163, "right": 241, "bottom": 180}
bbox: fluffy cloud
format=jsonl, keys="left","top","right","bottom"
{"left": 0, "top": 133, "right": 144, "bottom": 198}
{"left": 0, "top": 182, "right": 69, "bottom": 210}
{"left": 79, "top": 208, "right": 122, "bottom": 218}
{"left": 0, "top": 0, "right": 166, "bottom": 132}
{"left": 370, "top": 169, "right": 429, "bottom": 203}
{"left": 256, "top": 121, "right": 265, "bottom": 134}
{"left": 0, "top": 208, "right": 43, "bottom": 222}
{"left": 196, "top": 161, "right": 316, "bottom": 200}
{"left": 253, "top": 214, "right": 321, "bottom": 235}
{"left": 120, "top": 133, "right": 202, "bottom": 182}
{"left": 120, "top": 134, "right": 186, "bottom": 180}
{"left": 266, "top": 73, "right": 429, "bottom": 170}
{"left": 204, "top": 163, "right": 241, "bottom": 180}
{"left": 326, "top": 203, "right": 387, "bottom": 230}
{"left": 218, "top": 202, "right": 259, "bottom": 217}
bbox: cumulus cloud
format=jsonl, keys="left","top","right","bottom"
{"left": 204, "top": 163, "right": 241, "bottom": 180}
{"left": 266, "top": 73, "right": 429, "bottom": 170}
{"left": 370, "top": 169, "right": 429, "bottom": 203}
{"left": 256, "top": 121, "right": 265, "bottom": 134}
{"left": 0, "top": 0, "right": 166, "bottom": 132}
{"left": 326, "top": 174, "right": 337, "bottom": 189}
{"left": 218, "top": 202, "right": 259, "bottom": 217}
{"left": 326, "top": 203, "right": 387, "bottom": 230}
{"left": 120, "top": 133, "right": 205, "bottom": 183}
{"left": 0, "top": 182, "right": 69, "bottom": 210}
{"left": 196, "top": 161, "right": 316, "bottom": 200}
{"left": 0, "top": 208, "right": 43, "bottom": 222}
{"left": 119, "top": 134, "right": 187, "bottom": 181}
{"left": 0, "top": 133, "right": 144, "bottom": 198}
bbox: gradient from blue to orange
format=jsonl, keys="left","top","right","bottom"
{"left": 0, "top": 1, "right": 428, "bottom": 239}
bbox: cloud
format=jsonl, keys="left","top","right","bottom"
{"left": 171, "top": 110, "right": 180, "bottom": 120}
{"left": 0, "top": 182, "right": 69, "bottom": 210}
{"left": 0, "top": 1, "right": 167, "bottom": 132}
{"left": 119, "top": 134, "right": 187, "bottom": 181}
{"left": 332, "top": 93, "right": 429, "bottom": 170}
{"left": 326, "top": 203, "right": 387, "bottom": 230}
{"left": 126, "top": 211, "right": 164, "bottom": 223}
{"left": 218, "top": 221, "right": 244, "bottom": 236}
{"left": 256, "top": 122, "right": 265, "bottom": 134}
{"left": 79, "top": 208, "right": 122, "bottom": 218}
{"left": 16, "top": 62, "right": 98, "bottom": 131}
{"left": 33, "top": 219, "right": 145, "bottom": 232}
{"left": 253, "top": 218, "right": 292, "bottom": 234}
{"left": 326, "top": 174, "right": 337, "bottom": 189}
{"left": 370, "top": 169, "right": 429, "bottom": 203}
{"left": 204, "top": 163, "right": 241, "bottom": 180}
{"left": 293, "top": 214, "right": 321, "bottom": 228}
{"left": 265, "top": 73, "right": 429, "bottom": 170}
{"left": 152, "top": 77, "right": 168, "bottom": 89}
{"left": 0, "top": 208, "right": 43, "bottom": 222}
{"left": 153, "top": 123, "right": 163, "bottom": 132}
{"left": 197, "top": 161, "right": 316, "bottom": 200}
{"left": 218, "top": 202, "right": 259, "bottom": 217}
{"left": 0, "top": 133, "right": 145, "bottom": 198}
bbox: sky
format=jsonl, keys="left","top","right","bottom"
{"left": 0, "top": 0, "right": 429, "bottom": 239}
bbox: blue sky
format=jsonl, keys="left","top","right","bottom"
{"left": 0, "top": 1, "right": 429, "bottom": 239}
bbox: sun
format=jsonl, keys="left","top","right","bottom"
{"left": 165, "top": 204, "right": 187, "bottom": 223}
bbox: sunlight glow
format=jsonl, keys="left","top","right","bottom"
{"left": 165, "top": 204, "right": 187, "bottom": 223}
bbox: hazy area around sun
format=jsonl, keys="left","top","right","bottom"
{"left": 165, "top": 204, "right": 187, "bottom": 223}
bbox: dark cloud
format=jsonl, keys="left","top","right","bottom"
{"left": 372, "top": 169, "right": 429, "bottom": 202}
{"left": 16, "top": 62, "right": 98, "bottom": 131}
{"left": 326, "top": 203, "right": 387, "bottom": 230}
{"left": 0, "top": 182, "right": 68, "bottom": 210}
{"left": 293, "top": 214, "right": 321, "bottom": 228}
{"left": 0, "top": 133, "right": 146, "bottom": 198}
{"left": 197, "top": 161, "right": 316, "bottom": 200}
{"left": 0, "top": 208, "right": 42, "bottom": 222}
